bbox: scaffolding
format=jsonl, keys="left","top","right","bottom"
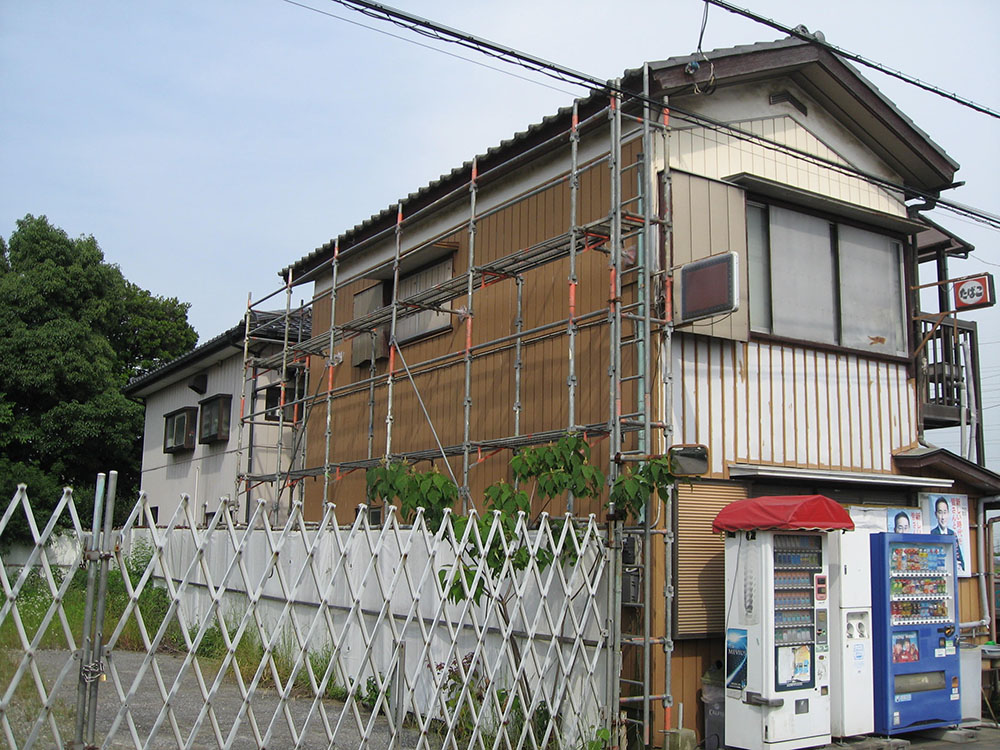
{"left": 235, "top": 66, "right": 676, "bottom": 746}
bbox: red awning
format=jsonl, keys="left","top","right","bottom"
{"left": 712, "top": 495, "right": 855, "bottom": 533}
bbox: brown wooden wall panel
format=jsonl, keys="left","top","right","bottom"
{"left": 304, "top": 130, "right": 649, "bottom": 521}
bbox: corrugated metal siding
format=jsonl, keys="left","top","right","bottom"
{"left": 671, "top": 116, "right": 905, "bottom": 216}
{"left": 672, "top": 335, "right": 918, "bottom": 476}
{"left": 676, "top": 481, "right": 746, "bottom": 636}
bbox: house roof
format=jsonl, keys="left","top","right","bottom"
{"left": 123, "top": 310, "right": 311, "bottom": 399}
{"left": 893, "top": 445, "right": 1000, "bottom": 495}
{"left": 916, "top": 214, "right": 976, "bottom": 263}
{"left": 285, "top": 35, "right": 960, "bottom": 283}
{"left": 646, "top": 36, "right": 958, "bottom": 191}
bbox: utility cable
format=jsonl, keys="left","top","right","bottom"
{"left": 280, "top": 0, "right": 577, "bottom": 96}
{"left": 704, "top": 0, "right": 1000, "bottom": 120}
{"left": 298, "top": 0, "right": 1000, "bottom": 231}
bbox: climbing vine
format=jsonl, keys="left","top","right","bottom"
{"left": 366, "top": 433, "right": 676, "bottom": 604}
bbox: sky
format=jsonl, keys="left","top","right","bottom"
{"left": 1, "top": 0, "right": 997, "bottom": 467}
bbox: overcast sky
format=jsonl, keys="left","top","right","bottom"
{"left": 1, "top": 0, "right": 997, "bottom": 466}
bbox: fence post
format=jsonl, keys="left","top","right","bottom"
{"left": 85, "top": 470, "right": 117, "bottom": 745}
{"left": 70, "top": 470, "right": 117, "bottom": 749}
{"left": 72, "top": 473, "right": 105, "bottom": 749}
{"left": 391, "top": 639, "right": 406, "bottom": 749}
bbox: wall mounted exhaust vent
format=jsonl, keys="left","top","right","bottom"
{"left": 769, "top": 90, "right": 807, "bottom": 116}
{"left": 188, "top": 372, "right": 208, "bottom": 394}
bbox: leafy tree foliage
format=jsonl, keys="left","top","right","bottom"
{"left": 0, "top": 215, "right": 197, "bottom": 543}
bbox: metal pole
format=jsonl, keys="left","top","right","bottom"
{"left": 323, "top": 241, "right": 340, "bottom": 508}
{"left": 567, "top": 101, "right": 581, "bottom": 514}
{"left": 607, "top": 85, "right": 626, "bottom": 746}
{"left": 384, "top": 205, "right": 405, "bottom": 462}
{"left": 85, "top": 470, "right": 117, "bottom": 746}
{"left": 237, "top": 295, "right": 253, "bottom": 523}
{"left": 367, "top": 330, "right": 378, "bottom": 461}
{"left": 393, "top": 639, "right": 406, "bottom": 748}
{"left": 277, "top": 269, "right": 294, "bottom": 523}
{"left": 660, "top": 95, "right": 677, "bottom": 731}
{"left": 514, "top": 275, "right": 524, "bottom": 441}
{"left": 609, "top": 85, "right": 624, "bottom": 484}
{"left": 73, "top": 473, "right": 106, "bottom": 748}
{"left": 639, "top": 65, "right": 654, "bottom": 748}
{"left": 461, "top": 158, "right": 478, "bottom": 511}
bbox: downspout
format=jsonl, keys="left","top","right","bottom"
{"left": 959, "top": 495, "right": 994, "bottom": 632}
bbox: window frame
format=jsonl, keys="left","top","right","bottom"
{"left": 198, "top": 394, "right": 233, "bottom": 445}
{"left": 747, "top": 198, "right": 910, "bottom": 359}
{"left": 262, "top": 383, "right": 297, "bottom": 423}
{"left": 393, "top": 256, "right": 454, "bottom": 345}
{"left": 162, "top": 406, "right": 197, "bottom": 454}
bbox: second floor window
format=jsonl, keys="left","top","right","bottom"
{"left": 199, "top": 394, "right": 232, "bottom": 444}
{"left": 163, "top": 407, "right": 197, "bottom": 453}
{"left": 395, "top": 257, "right": 453, "bottom": 344}
{"left": 748, "top": 202, "right": 907, "bottom": 356}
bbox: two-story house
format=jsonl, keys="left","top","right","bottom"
{"left": 125, "top": 310, "right": 309, "bottom": 527}
{"left": 228, "top": 36, "right": 998, "bottom": 742}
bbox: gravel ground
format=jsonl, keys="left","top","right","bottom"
{"left": 10, "top": 649, "right": 433, "bottom": 749}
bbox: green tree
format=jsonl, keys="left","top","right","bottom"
{"left": 0, "top": 215, "right": 197, "bottom": 544}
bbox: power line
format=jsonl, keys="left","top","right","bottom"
{"left": 305, "top": 0, "right": 1000, "bottom": 231}
{"left": 279, "top": 0, "right": 577, "bottom": 97}
{"left": 704, "top": 0, "right": 1000, "bottom": 120}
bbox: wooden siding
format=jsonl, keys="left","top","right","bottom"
{"left": 671, "top": 116, "right": 905, "bottom": 216}
{"left": 670, "top": 171, "right": 749, "bottom": 341}
{"left": 672, "top": 334, "right": 918, "bottom": 477}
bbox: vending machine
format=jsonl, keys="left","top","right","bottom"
{"left": 828, "top": 526, "right": 874, "bottom": 737}
{"left": 870, "top": 533, "right": 960, "bottom": 734}
{"left": 714, "top": 496, "right": 855, "bottom": 750}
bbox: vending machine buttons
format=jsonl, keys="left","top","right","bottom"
{"left": 814, "top": 574, "right": 828, "bottom": 602}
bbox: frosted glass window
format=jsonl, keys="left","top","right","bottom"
{"left": 838, "top": 226, "right": 905, "bottom": 355}
{"left": 746, "top": 203, "right": 908, "bottom": 356}
{"left": 747, "top": 203, "right": 771, "bottom": 332}
{"left": 768, "top": 206, "right": 837, "bottom": 345}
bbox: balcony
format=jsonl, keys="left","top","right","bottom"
{"left": 917, "top": 315, "right": 983, "bottom": 432}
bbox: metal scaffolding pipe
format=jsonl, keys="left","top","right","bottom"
{"left": 461, "top": 157, "right": 478, "bottom": 510}
{"left": 322, "top": 241, "right": 340, "bottom": 508}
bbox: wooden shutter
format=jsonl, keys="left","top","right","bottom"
{"left": 676, "top": 481, "right": 747, "bottom": 637}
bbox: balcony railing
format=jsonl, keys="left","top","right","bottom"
{"left": 917, "top": 315, "right": 982, "bottom": 431}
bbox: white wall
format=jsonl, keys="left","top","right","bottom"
{"left": 138, "top": 350, "right": 292, "bottom": 526}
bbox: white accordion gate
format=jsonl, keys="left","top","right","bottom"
{"left": 1, "top": 477, "right": 615, "bottom": 750}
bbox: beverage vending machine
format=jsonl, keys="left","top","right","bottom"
{"left": 870, "top": 533, "right": 960, "bottom": 734}
{"left": 714, "top": 496, "right": 855, "bottom": 750}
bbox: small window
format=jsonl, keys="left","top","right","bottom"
{"left": 199, "top": 394, "right": 232, "bottom": 444}
{"left": 263, "top": 384, "right": 297, "bottom": 423}
{"left": 163, "top": 407, "right": 197, "bottom": 454}
{"left": 395, "top": 257, "right": 453, "bottom": 344}
{"left": 351, "top": 285, "right": 390, "bottom": 366}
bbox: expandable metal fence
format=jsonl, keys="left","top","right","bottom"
{"left": 2, "top": 475, "right": 615, "bottom": 750}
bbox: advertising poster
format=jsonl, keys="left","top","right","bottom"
{"left": 891, "top": 631, "right": 919, "bottom": 663}
{"left": 726, "top": 628, "right": 748, "bottom": 690}
{"left": 886, "top": 507, "right": 923, "bottom": 534}
{"left": 919, "top": 493, "right": 971, "bottom": 577}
